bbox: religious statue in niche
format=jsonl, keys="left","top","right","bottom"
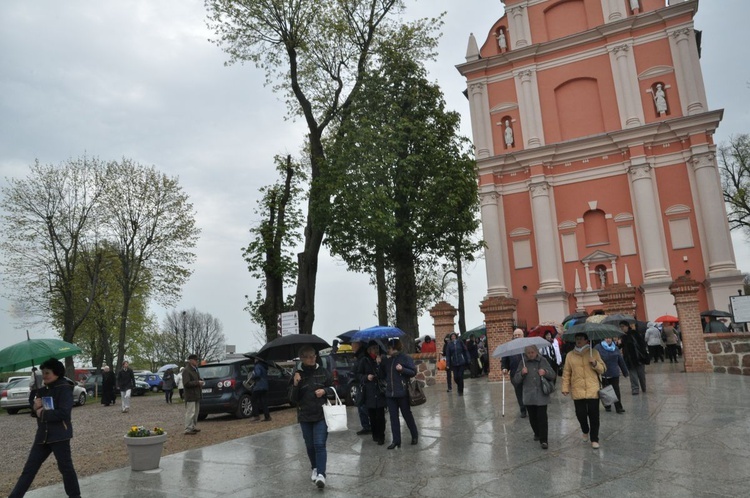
{"left": 629, "top": 0, "right": 640, "bottom": 13}
{"left": 504, "top": 119, "right": 514, "bottom": 147}
{"left": 596, "top": 266, "right": 607, "bottom": 288}
{"left": 497, "top": 29, "right": 507, "bottom": 52}
{"left": 653, "top": 83, "right": 668, "bottom": 115}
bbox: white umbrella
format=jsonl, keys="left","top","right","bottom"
{"left": 493, "top": 336, "right": 549, "bottom": 417}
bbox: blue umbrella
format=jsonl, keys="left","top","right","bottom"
{"left": 351, "top": 326, "right": 405, "bottom": 342}
{"left": 336, "top": 330, "right": 359, "bottom": 344}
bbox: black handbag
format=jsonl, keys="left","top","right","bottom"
{"left": 540, "top": 375, "right": 556, "bottom": 395}
{"left": 407, "top": 379, "right": 426, "bottom": 406}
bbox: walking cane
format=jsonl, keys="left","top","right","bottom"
{"left": 502, "top": 369, "right": 505, "bottom": 417}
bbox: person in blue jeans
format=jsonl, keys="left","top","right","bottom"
{"left": 289, "top": 346, "right": 335, "bottom": 489}
{"left": 379, "top": 339, "right": 419, "bottom": 449}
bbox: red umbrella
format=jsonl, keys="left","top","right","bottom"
{"left": 654, "top": 314, "right": 679, "bottom": 323}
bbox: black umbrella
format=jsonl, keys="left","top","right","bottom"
{"left": 256, "top": 334, "right": 330, "bottom": 362}
{"left": 602, "top": 314, "right": 636, "bottom": 325}
{"left": 700, "top": 309, "right": 733, "bottom": 318}
{"left": 562, "top": 311, "right": 588, "bottom": 325}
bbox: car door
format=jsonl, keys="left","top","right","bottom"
{"left": 265, "top": 363, "right": 291, "bottom": 406}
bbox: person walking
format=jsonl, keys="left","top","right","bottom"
{"left": 620, "top": 321, "right": 648, "bottom": 394}
{"left": 9, "top": 358, "right": 81, "bottom": 498}
{"left": 595, "top": 337, "right": 629, "bottom": 414}
{"left": 351, "top": 340, "right": 372, "bottom": 435}
{"left": 644, "top": 322, "right": 664, "bottom": 363}
{"left": 502, "top": 328, "right": 528, "bottom": 418}
{"left": 441, "top": 336, "right": 453, "bottom": 392}
{"left": 540, "top": 330, "right": 561, "bottom": 373}
{"left": 663, "top": 323, "right": 680, "bottom": 363}
{"left": 182, "top": 354, "right": 204, "bottom": 435}
{"left": 512, "top": 346, "right": 557, "bottom": 449}
{"left": 101, "top": 366, "right": 116, "bottom": 406}
{"left": 358, "top": 341, "right": 387, "bottom": 445}
{"left": 420, "top": 336, "right": 436, "bottom": 353}
{"left": 379, "top": 339, "right": 419, "bottom": 449}
{"left": 445, "top": 332, "right": 470, "bottom": 396}
{"left": 176, "top": 366, "right": 185, "bottom": 401}
{"left": 466, "top": 338, "right": 480, "bottom": 378}
{"left": 161, "top": 368, "right": 175, "bottom": 404}
{"left": 562, "top": 333, "right": 606, "bottom": 449}
{"left": 250, "top": 359, "right": 271, "bottom": 422}
{"left": 116, "top": 361, "right": 135, "bottom": 413}
{"left": 289, "top": 345, "right": 335, "bottom": 489}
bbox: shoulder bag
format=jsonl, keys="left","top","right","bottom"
{"left": 407, "top": 378, "right": 427, "bottom": 406}
{"left": 597, "top": 376, "right": 618, "bottom": 406}
{"left": 323, "top": 389, "right": 348, "bottom": 432}
{"left": 540, "top": 375, "right": 556, "bottom": 395}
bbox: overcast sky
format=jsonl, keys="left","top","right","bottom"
{"left": 1, "top": 1, "right": 748, "bottom": 357}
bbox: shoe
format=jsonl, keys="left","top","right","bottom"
{"left": 458, "top": 392, "right": 463, "bottom": 397}
{"left": 377, "top": 439, "right": 385, "bottom": 446}
{"left": 533, "top": 434, "right": 540, "bottom": 441}
{"left": 447, "top": 388, "right": 452, "bottom": 392}
{"left": 604, "top": 406, "right": 611, "bottom": 412}
{"left": 251, "top": 416, "right": 260, "bottom": 422}
{"left": 184, "top": 430, "right": 197, "bottom": 435}
{"left": 520, "top": 412, "right": 527, "bottom": 418}
{"left": 411, "top": 437, "right": 418, "bottom": 445}
{"left": 315, "top": 474, "right": 326, "bottom": 489}
{"left": 262, "top": 417, "right": 272, "bottom": 422}
{"left": 387, "top": 443, "right": 401, "bottom": 449}
{"left": 356, "top": 429, "right": 372, "bottom": 435}
{"left": 193, "top": 428, "right": 201, "bottom": 432}
{"left": 591, "top": 442, "right": 600, "bottom": 449}
{"left": 616, "top": 408, "right": 626, "bottom": 414}
{"left": 582, "top": 433, "right": 589, "bottom": 442}
{"left": 311, "top": 468, "right": 317, "bottom": 482}
{"left": 541, "top": 442, "right": 548, "bottom": 450}
{"left": 632, "top": 391, "right": 639, "bottom": 395}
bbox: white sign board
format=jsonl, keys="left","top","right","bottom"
{"left": 279, "top": 311, "right": 299, "bottom": 335}
{"left": 730, "top": 295, "right": 750, "bottom": 323}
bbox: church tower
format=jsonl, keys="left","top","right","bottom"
{"left": 458, "top": 0, "right": 743, "bottom": 324}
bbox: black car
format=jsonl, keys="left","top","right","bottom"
{"left": 84, "top": 374, "right": 149, "bottom": 397}
{"left": 319, "top": 351, "right": 358, "bottom": 405}
{"left": 197, "top": 357, "right": 293, "bottom": 420}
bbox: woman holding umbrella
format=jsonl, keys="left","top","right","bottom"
{"left": 378, "top": 339, "right": 419, "bottom": 449}
{"left": 358, "top": 341, "right": 387, "bottom": 445}
{"left": 512, "top": 346, "right": 557, "bottom": 449}
{"left": 561, "top": 333, "right": 606, "bottom": 449}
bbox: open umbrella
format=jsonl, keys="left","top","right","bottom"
{"left": 602, "top": 314, "right": 636, "bottom": 325}
{"left": 654, "top": 314, "right": 679, "bottom": 323}
{"left": 256, "top": 334, "right": 330, "bottom": 362}
{"left": 0, "top": 336, "right": 82, "bottom": 373}
{"left": 462, "top": 324, "right": 486, "bottom": 340}
{"left": 492, "top": 336, "right": 549, "bottom": 417}
{"left": 562, "top": 311, "right": 588, "bottom": 325}
{"left": 156, "top": 363, "right": 179, "bottom": 373}
{"left": 351, "top": 326, "right": 405, "bottom": 342}
{"left": 561, "top": 322, "right": 624, "bottom": 343}
{"left": 336, "top": 330, "right": 359, "bottom": 344}
{"left": 700, "top": 309, "right": 733, "bottom": 318}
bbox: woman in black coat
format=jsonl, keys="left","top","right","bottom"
{"left": 379, "top": 339, "right": 419, "bottom": 449}
{"left": 358, "top": 341, "right": 387, "bottom": 445}
{"left": 101, "top": 366, "right": 116, "bottom": 406}
{"left": 10, "top": 358, "right": 81, "bottom": 498}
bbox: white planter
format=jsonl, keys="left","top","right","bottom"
{"left": 124, "top": 433, "right": 167, "bottom": 471}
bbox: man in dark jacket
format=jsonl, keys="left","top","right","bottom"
{"left": 351, "top": 340, "right": 372, "bottom": 435}
{"left": 250, "top": 359, "right": 271, "bottom": 422}
{"left": 445, "top": 332, "right": 470, "bottom": 396}
{"left": 116, "top": 361, "right": 135, "bottom": 413}
{"left": 9, "top": 358, "right": 81, "bottom": 498}
{"left": 289, "top": 346, "right": 335, "bottom": 489}
{"left": 619, "top": 321, "right": 648, "bottom": 395}
{"left": 182, "top": 354, "right": 204, "bottom": 434}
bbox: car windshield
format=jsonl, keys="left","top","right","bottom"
{"left": 332, "top": 354, "right": 356, "bottom": 367}
{"left": 6, "top": 378, "right": 27, "bottom": 389}
{"left": 198, "top": 365, "right": 233, "bottom": 379}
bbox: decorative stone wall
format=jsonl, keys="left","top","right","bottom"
{"left": 704, "top": 333, "right": 750, "bottom": 375}
{"left": 410, "top": 353, "right": 438, "bottom": 386}
{"left": 670, "top": 276, "right": 712, "bottom": 372}
{"left": 429, "top": 301, "right": 457, "bottom": 383}
{"left": 598, "top": 283, "right": 637, "bottom": 315}
{"left": 480, "top": 296, "right": 518, "bottom": 383}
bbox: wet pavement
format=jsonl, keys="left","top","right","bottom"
{"left": 26, "top": 363, "right": 750, "bottom": 497}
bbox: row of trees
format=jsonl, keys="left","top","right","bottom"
{"left": 213, "top": 1, "right": 481, "bottom": 349}
{"left": 0, "top": 157, "right": 201, "bottom": 373}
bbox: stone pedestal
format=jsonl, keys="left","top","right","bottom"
{"left": 480, "top": 296, "right": 518, "bottom": 382}
{"left": 669, "top": 276, "right": 712, "bottom": 372}
{"left": 429, "top": 301, "right": 457, "bottom": 383}
{"left": 598, "top": 283, "right": 637, "bottom": 316}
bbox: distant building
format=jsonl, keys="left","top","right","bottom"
{"left": 458, "top": 0, "right": 743, "bottom": 324}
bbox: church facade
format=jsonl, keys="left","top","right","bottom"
{"left": 458, "top": 0, "right": 743, "bottom": 325}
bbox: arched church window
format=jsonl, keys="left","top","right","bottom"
{"left": 583, "top": 209, "right": 609, "bottom": 246}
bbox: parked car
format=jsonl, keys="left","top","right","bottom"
{"left": 135, "top": 373, "right": 163, "bottom": 392}
{"left": 319, "top": 351, "right": 358, "bottom": 405}
{"left": 197, "top": 357, "right": 293, "bottom": 420}
{"left": 84, "top": 374, "right": 149, "bottom": 398}
{"left": 1, "top": 378, "right": 87, "bottom": 414}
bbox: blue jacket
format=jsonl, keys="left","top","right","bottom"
{"left": 379, "top": 353, "right": 416, "bottom": 398}
{"left": 595, "top": 343, "right": 629, "bottom": 378}
{"left": 32, "top": 377, "right": 75, "bottom": 445}
{"left": 445, "top": 340, "right": 469, "bottom": 368}
{"left": 252, "top": 362, "right": 269, "bottom": 392}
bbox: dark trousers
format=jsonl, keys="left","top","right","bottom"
{"left": 648, "top": 345, "right": 664, "bottom": 362}
{"left": 10, "top": 440, "right": 80, "bottom": 498}
{"left": 513, "top": 380, "right": 527, "bottom": 415}
{"left": 601, "top": 377, "right": 624, "bottom": 412}
{"left": 179, "top": 388, "right": 184, "bottom": 400}
{"left": 251, "top": 389, "right": 270, "bottom": 419}
{"left": 469, "top": 358, "right": 479, "bottom": 378}
{"left": 628, "top": 364, "right": 647, "bottom": 393}
{"left": 358, "top": 403, "right": 371, "bottom": 430}
{"left": 299, "top": 419, "right": 328, "bottom": 476}
{"left": 573, "top": 398, "right": 600, "bottom": 443}
{"left": 450, "top": 365, "right": 466, "bottom": 394}
{"left": 164, "top": 388, "right": 174, "bottom": 403}
{"left": 386, "top": 396, "right": 418, "bottom": 444}
{"left": 446, "top": 366, "right": 453, "bottom": 390}
{"left": 526, "top": 405, "right": 548, "bottom": 443}
{"left": 368, "top": 407, "right": 386, "bottom": 443}
{"left": 665, "top": 344, "right": 678, "bottom": 362}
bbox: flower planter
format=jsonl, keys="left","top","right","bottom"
{"left": 124, "top": 433, "right": 167, "bottom": 471}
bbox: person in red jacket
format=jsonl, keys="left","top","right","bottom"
{"left": 420, "top": 336, "right": 436, "bottom": 353}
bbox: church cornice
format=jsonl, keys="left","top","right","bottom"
{"left": 457, "top": 0, "right": 698, "bottom": 77}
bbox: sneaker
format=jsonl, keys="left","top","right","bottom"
{"left": 591, "top": 442, "right": 600, "bottom": 449}
{"left": 447, "top": 388, "right": 452, "bottom": 392}
{"left": 582, "top": 433, "right": 589, "bottom": 442}
{"left": 315, "top": 474, "right": 326, "bottom": 489}
{"left": 193, "top": 428, "right": 201, "bottom": 432}
{"left": 541, "top": 442, "right": 548, "bottom": 450}
{"left": 311, "top": 468, "right": 317, "bottom": 482}
{"left": 184, "top": 430, "right": 197, "bottom": 435}
{"left": 356, "top": 429, "right": 372, "bottom": 435}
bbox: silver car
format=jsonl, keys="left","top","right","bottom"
{"left": 1, "top": 378, "right": 87, "bottom": 414}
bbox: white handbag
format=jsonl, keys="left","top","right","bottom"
{"left": 323, "top": 389, "right": 348, "bottom": 432}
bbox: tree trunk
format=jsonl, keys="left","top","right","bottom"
{"left": 375, "top": 250, "right": 388, "bottom": 325}
{"left": 393, "top": 245, "right": 418, "bottom": 353}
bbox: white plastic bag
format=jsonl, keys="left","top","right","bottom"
{"left": 323, "top": 389, "right": 347, "bottom": 432}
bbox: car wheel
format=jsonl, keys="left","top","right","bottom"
{"left": 236, "top": 394, "right": 252, "bottom": 418}
{"left": 77, "top": 392, "right": 86, "bottom": 406}
{"left": 151, "top": 386, "right": 159, "bottom": 393}
{"left": 6, "top": 408, "right": 19, "bottom": 415}
{"left": 198, "top": 413, "right": 208, "bottom": 421}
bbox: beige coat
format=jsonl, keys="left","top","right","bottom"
{"left": 562, "top": 347, "right": 606, "bottom": 400}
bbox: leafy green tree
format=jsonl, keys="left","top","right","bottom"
{"left": 100, "top": 159, "right": 200, "bottom": 369}
{"left": 719, "top": 134, "right": 750, "bottom": 235}
{"left": 242, "top": 155, "right": 306, "bottom": 342}
{"left": 205, "top": 0, "right": 436, "bottom": 334}
{"left": 324, "top": 35, "right": 480, "bottom": 348}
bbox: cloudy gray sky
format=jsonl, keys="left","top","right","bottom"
{"left": 1, "top": 1, "right": 748, "bottom": 356}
